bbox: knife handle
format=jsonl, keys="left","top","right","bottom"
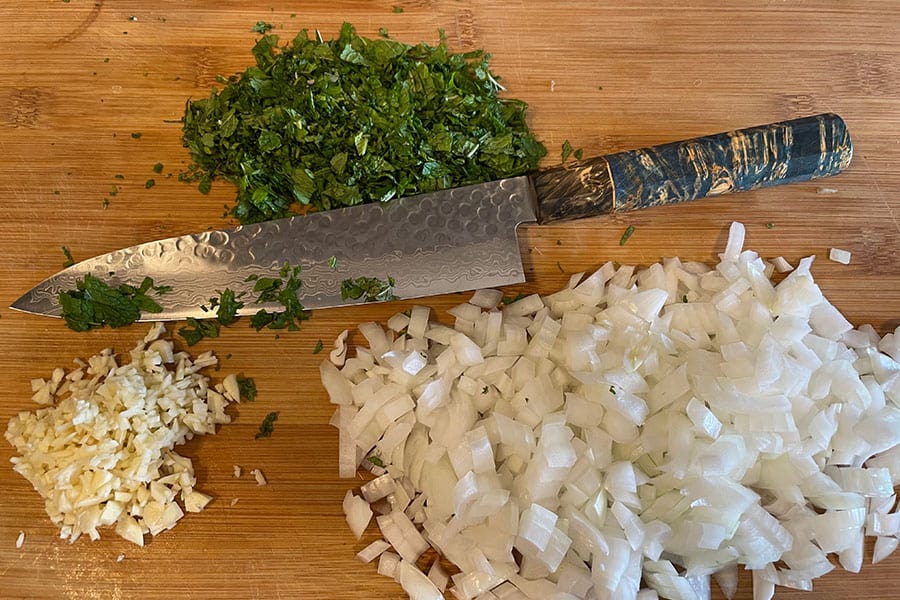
{"left": 535, "top": 113, "right": 852, "bottom": 223}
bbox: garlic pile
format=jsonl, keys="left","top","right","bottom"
{"left": 6, "top": 324, "right": 242, "bottom": 545}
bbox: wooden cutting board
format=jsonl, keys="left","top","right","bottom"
{"left": 1, "top": 1, "right": 898, "bottom": 598}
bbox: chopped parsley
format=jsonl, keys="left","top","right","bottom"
{"left": 152, "top": 162, "right": 164, "bottom": 173}
{"left": 392, "top": 6, "right": 404, "bottom": 13}
{"left": 145, "top": 179, "right": 156, "bottom": 189}
{"left": 249, "top": 264, "right": 310, "bottom": 331}
{"left": 182, "top": 23, "right": 546, "bottom": 224}
{"left": 61, "top": 246, "right": 75, "bottom": 268}
{"left": 766, "top": 222, "right": 775, "bottom": 229}
{"left": 177, "top": 287, "right": 245, "bottom": 346}
{"left": 561, "top": 140, "right": 583, "bottom": 163}
{"left": 237, "top": 375, "right": 257, "bottom": 401}
{"left": 340, "top": 276, "right": 397, "bottom": 303}
{"left": 609, "top": 385, "right": 616, "bottom": 395}
{"left": 255, "top": 411, "right": 279, "bottom": 439}
{"left": 328, "top": 255, "right": 338, "bottom": 270}
{"left": 501, "top": 292, "right": 526, "bottom": 305}
{"left": 368, "top": 455, "right": 386, "bottom": 468}
{"left": 313, "top": 339, "right": 324, "bottom": 354}
{"left": 130, "top": 132, "right": 142, "bottom": 139}
{"left": 178, "top": 317, "right": 219, "bottom": 346}
{"left": 215, "top": 288, "right": 244, "bottom": 325}
{"left": 682, "top": 294, "right": 689, "bottom": 303}
{"left": 561, "top": 140, "right": 573, "bottom": 162}
{"left": 59, "top": 275, "right": 166, "bottom": 331}
{"left": 251, "top": 20, "right": 274, "bottom": 34}
{"left": 619, "top": 225, "right": 635, "bottom": 246}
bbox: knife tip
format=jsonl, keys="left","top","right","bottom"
{"left": 9, "top": 291, "right": 61, "bottom": 318}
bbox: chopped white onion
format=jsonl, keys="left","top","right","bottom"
{"left": 356, "top": 539, "right": 391, "bottom": 563}
{"left": 343, "top": 491, "right": 373, "bottom": 540}
{"left": 829, "top": 248, "right": 852, "bottom": 265}
{"left": 328, "top": 222, "right": 900, "bottom": 599}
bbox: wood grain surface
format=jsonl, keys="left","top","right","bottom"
{"left": 1, "top": 2, "right": 899, "bottom": 599}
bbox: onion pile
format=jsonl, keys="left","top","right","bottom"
{"left": 324, "top": 222, "right": 900, "bottom": 599}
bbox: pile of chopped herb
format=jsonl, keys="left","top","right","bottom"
{"left": 182, "top": 22, "right": 546, "bottom": 224}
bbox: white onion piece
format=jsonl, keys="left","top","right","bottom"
{"left": 356, "top": 539, "right": 391, "bottom": 563}
{"left": 343, "top": 491, "right": 373, "bottom": 540}
{"left": 377, "top": 551, "right": 401, "bottom": 580}
{"left": 329, "top": 223, "right": 900, "bottom": 600}
{"left": 398, "top": 559, "right": 443, "bottom": 600}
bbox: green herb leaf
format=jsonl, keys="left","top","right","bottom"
{"left": 145, "top": 179, "right": 156, "bottom": 189}
{"left": 619, "top": 225, "right": 635, "bottom": 246}
{"left": 62, "top": 246, "right": 75, "bottom": 268}
{"left": 153, "top": 162, "right": 164, "bottom": 173}
{"left": 340, "top": 276, "right": 397, "bottom": 303}
{"left": 251, "top": 21, "right": 274, "bottom": 34}
{"left": 561, "top": 139, "right": 573, "bottom": 163}
{"left": 392, "top": 5, "right": 404, "bottom": 13}
{"left": 255, "top": 411, "right": 279, "bottom": 439}
{"left": 59, "top": 274, "right": 165, "bottom": 331}
{"left": 313, "top": 339, "right": 324, "bottom": 354}
{"left": 368, "top": 455, "right": 386, "bottom": 468}
{"left": 181, "top": 23, "right": 546, "bottom": 224}
{"left": 682, "top": 294, "right": 688, "bottom": 303}
{"left": 130, "top": 132, "right": 142, "bottom": 139}
{"left": 766, "top": 222, "right": 775, "bottom": 229}
{"left": 249, "top": 264, "right": 309, "bottom": 331}
{"left": 237, "top": 375, "right": 257, "bottom": 401}
{"left": 501, "top": 292, "right": 526, "bottom": 305}
{"left": 328, "top": 255, "right": 338, "bottom": 270}
{"left": 214, "top": 288, "right": 244, "bottom": 325}
{"left": 178, "top": 317, "right": 220, "bottom": 346}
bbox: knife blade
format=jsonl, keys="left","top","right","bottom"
{"left": 12, "top": 113, "right": 852, "bottom": 322}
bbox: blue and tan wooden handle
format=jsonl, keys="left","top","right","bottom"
{"left": 533, "top": 113, "right": 852, "bottom": 223}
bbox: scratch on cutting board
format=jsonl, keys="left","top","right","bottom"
{"left": 857, "top": 156, "right": 900, "bottom": 234}
{"left": 52, "top": 0, "right": 104, "bottom": 46}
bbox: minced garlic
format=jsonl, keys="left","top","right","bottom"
{"left": 5, "top": 324, "right": 238, "bottom": 545}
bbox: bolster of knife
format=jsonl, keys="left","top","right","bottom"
{"left": 534, "top": 113, "right": 852, "bottom": 223}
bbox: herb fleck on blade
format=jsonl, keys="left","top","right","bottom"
{"left": 59, "top": 275, "right": 167, "bottom": 331}
{"left": 340, "top": 276, "right": 397, "bottom": 303}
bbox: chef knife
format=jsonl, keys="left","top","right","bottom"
{"left": 12, "top": 113, "right": 851, "bottom": 322}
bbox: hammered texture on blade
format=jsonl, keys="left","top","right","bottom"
{"left": 13, "top": 177, "right": 538, "bottom": 320}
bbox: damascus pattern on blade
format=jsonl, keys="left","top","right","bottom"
{"left": 14, "top": 177, "right": 538, "bottom": 321}
{"left": 606, "top": 113, "right": 853, "bottom": 211}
